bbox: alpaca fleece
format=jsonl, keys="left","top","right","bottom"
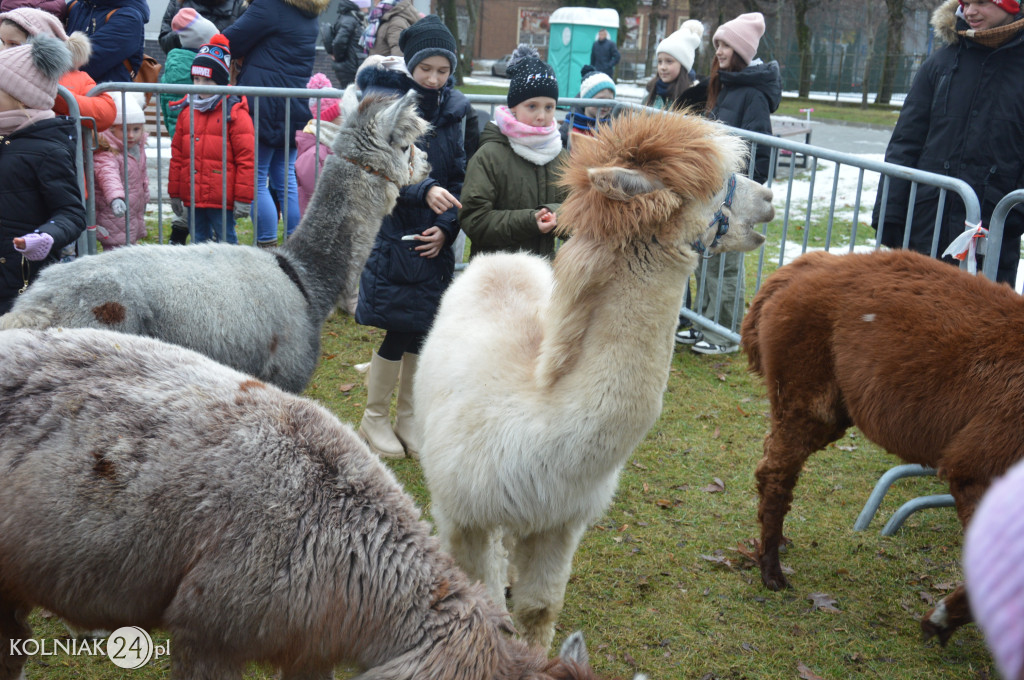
{"left": 742, "top": 248, "right": 1024, "bottom": 645}
{"left": 0, "top": 327, "right": 630, "bottom": 680}
{"left": 416, "top": 109, "right": 774, "bottom": 649}
{"left": 0, "top": 93, "right": 429, "bottom": 393}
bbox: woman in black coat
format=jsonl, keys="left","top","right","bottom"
{"left": 872, "top": 0, "right": 1024, "bottom": 285}
{"left": 354, "top": 17, "right": 472, "bottom": 461}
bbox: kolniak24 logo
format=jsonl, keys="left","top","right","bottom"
{"left": 10, "top": 626, "right": 170, "bottom": 669}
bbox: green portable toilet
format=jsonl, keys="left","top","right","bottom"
{"left": 547, "top": 7, "right": 620, "bottom": 100}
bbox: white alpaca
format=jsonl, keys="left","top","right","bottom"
{"left": 415, "top": 111, "right": 775, "bottom": 649}
{"left": 0, "top": 327, "right": 647, "bottom": 680}
{"left": 0, "top": 93, "right": 428, "bottom": 393}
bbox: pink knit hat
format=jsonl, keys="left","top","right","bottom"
{"left": 0, "top": 34, "right": 71, "bottom": 110}
{"left": 712, "top": 12, "right": 765, "bottom": 66}
{"left": 306, "top": 72, "right": 340, "bottom": 122}
{"left": 0, "top": 7, "right": 91, "bottom": 68}
{"left": 964, "top": 459, "right": 1024, "bottom": 680}
{"left": 172, "top": 7, "right": 217, "bottom": 50}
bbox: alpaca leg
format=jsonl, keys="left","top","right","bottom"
{"left": 439, "top": 519, "right": 507, "bottom": 612}
{"left": 921, "top": 585, "right": 973, "bottom": 646}
{"left": 169, "top": 638, "right": 243, "bottom": 680}
{"left": 508, "top": 524, "right": 587, "bottom": 651}
{"left": 756, "top": 418, "right": 847, "bottom": 591}
{"left": 0, "top": 600, "right": 31, "bottom": 680}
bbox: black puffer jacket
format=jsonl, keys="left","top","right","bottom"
{"left": 0, "top": 117, "right": 86, "bottom": 314}
{"left": 710, "top": 60, "right": 781, "bottom": 184}
{"left": 158, "top": 0, "right": 248, "bottom": 55}
{"left": 872, "top": 0, "right": 1024, "bottom": 284}
{"left": 355, "top": 70, "right": 472, "bottom": 334}
{"left": 327, "top": 0, "right": 366, "bottom": 88}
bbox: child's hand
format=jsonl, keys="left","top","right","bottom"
{"left": 233, "top": 201, "right": 251, "bottom": 220}
{"left": 408, "top": 226, "right": 445, "bottom": 259}
{"left": 111, "top": 198, "right": 127, "bottom": 217}
{"left": 170, "top": 197, "right": 184, "bottom": 217}
{"left": 536, "top": 208, "right": 557, "bottom": 234}
{"left": 426, "top": 186, "right": 462, "bottom": 215}
{"left": 13, "top": 232, "right": 54, "bottom": 261}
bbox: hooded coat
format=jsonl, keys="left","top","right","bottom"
{"left": 458, "top": 121, "right": 568, "bottom": 259}
{"left": 367, "top": 0, "right": 419, "bottom": 57}
{"left": 223, "top": 0, "right": 330, "bottom": 148}
{"left": 355, "top": 68, "right": 472, "bottom": 334}
{"left": 872, "top": 0, "right": 1024, "bottom": 284}
{"left": 64, "top": 0, "right": 150, "bottom": 83}
{"left": 710, "top": 60, "right": 781, "bottom": 184}
{"left": 327, "top": 0, "right": 365, "bottom": 87}
{"left": 0, "top": 117, "right": 85, "bottom": 314}
{"left": 158, "top": 0, "right": 248, "bottom": 55}
{"left": 94, "top": 127, "right": 150, "bottom": 249}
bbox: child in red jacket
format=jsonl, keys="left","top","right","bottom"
{"left": 168, "top": 34, "right": 254, "bottom": 244}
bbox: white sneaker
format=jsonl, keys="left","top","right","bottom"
{"left": 691, "top": 340, "right": 740, "bottom": 355}
{"left": 675, "top": 328, "right": 704, "bottom": 344}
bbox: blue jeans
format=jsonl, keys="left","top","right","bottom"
{"left": 252, "top": 143, "right": 299, "bottom": 244}
{"left": 190, "top": 207, "right": 237, "bottom": 244}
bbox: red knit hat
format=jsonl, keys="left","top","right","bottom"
{"left": 191, "top": 33, "right": 231, "bottom": 85}
{"left": 960, "top": 0, "right": 1020, "bottom": 12}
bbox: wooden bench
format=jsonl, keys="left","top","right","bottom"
{"left": 771, "top": 116, "right": 813, "bottom": 173}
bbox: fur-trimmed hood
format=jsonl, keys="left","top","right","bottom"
{"left": 931, "top": 0, "right": 1024, "bottom": 45}
{"left": 284, "top": 0, "right": 329, "bottom": 18}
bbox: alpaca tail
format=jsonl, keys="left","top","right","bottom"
{"left": 0, "top": 306, "right": 57, "bottom": 331}
{"left": 741, "top": 251, "right": 836, "bottom": 376}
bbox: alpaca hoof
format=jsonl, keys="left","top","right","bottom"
{"left": 760, "top": 567, "right": 790, "bottom": 591}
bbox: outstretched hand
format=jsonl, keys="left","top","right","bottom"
{"left": 536, "top": 208, "right": 557, "bottom": 234}
{"left": 426, "top": 185, "right": 462, "bottom": 215}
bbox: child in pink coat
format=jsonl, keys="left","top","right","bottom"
{"left": 93, "top": 93, "right": 150, "bottom": 250}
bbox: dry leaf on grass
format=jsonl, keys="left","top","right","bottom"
{"left": 797, "top": 662, "right": 826, "bottom": 680}
{"left": 702, "top": 478, "right": 726, "bottom": 493}
{"left": 808, "top": 592, "right": 841, "bottom": 612}
{"left": 338, "top": 383, "right": 355, "bottom": 393}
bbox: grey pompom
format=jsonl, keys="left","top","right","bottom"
{"left": 508, "top": 44, "right": 539, "bottom": 71}
{"left": 29, "top": 34, "right": 73, "bottom": 81}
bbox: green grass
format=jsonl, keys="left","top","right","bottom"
{"left": 774, "top": 98, "right": 901, "bottom": 128}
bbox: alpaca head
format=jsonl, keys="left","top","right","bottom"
{"left": 332, "top": 91, "right": 430, "bottom": 186}
{"left": 558, "top": 109, "right": 770, "bottom": 254}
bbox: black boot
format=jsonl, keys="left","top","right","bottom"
{"left": 169, "top": 225, "right": 190, "bottom": 245}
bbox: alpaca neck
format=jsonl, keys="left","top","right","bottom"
{"left": 281, "top": 163, "right": 398, "bottom": 322}
{"left": 537, "top": 232, "right": 695, "bottom": 408}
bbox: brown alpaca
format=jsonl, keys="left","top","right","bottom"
{"left": 741, "top": 248, "right": 1024, "bottom": 645}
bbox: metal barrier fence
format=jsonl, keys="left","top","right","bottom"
{"left": 67, "top": 83, "right": 1002, "bottom": 346}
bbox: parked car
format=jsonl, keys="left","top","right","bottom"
{"left": 491, "top": 54, "right": 512, "bottom": 78}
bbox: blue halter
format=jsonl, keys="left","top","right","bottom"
{"left": 692, "top": 174, "right": 738, "bottom": 259}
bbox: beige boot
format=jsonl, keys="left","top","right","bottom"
{"left": 394, "top": 352, "right": 420, "bottom": 459}
{"left": 358, "top": 353, "right": 405, "bottom": 458}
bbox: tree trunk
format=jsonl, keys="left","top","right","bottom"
{"left": 438, "top": 0, "right": 465, "bottom": 85}
{"left": 794, "top": 0, "right": 813, "bottom": 97}
{"left": 875, "top": 0, "right": 904, "bottom": 105}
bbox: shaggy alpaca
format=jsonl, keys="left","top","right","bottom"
{"left": 415, "top": 110, "right": 775, "bottom": 649}
{"left": 741, "top": 248, "right": 1024, "bottom": 645}
{"left": 0, "top": 327, "right": 647, "bottom": 680}
{"left": 0, "top": 93, "right": 428, "bottom": 393}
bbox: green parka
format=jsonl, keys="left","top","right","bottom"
{"left": 459, "top": 121, "right": 568, "bottom": 259}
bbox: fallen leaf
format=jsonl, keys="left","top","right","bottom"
{"left": 631, "top": 461, "right": 648, "bottom": 471}
{"left": 642, "top": 482, "right": 649, "bottom": 493}
{"left": 700, "top": 552, "right": 733, "bottom": 569}
{"left": 807, "top": 592, "right": 841, "bottom": 613}
{"left": 716, "top": 372, "right": 727, "bottom": 381}
{"left": 712, "top": 426, "right": 721, "bottom": 439}
{"left": 338, "top": 383, "right": 355, "bottom": 393}
{"left": 919, "top": 591, "right": 935, "bottom": 605}
{"left": 836, "top": 444, "right": 857, "bottom": 451}
{"left": 741, "top": 642, "right": 758, "bottom": 653}
{"left": 656, "top": 499, "right": 675, "bottom": 509}
{"left": 322, "top": 353, "right": 337, "bottom": 360}
{"left": 702, "top": 478, "right": 726, "bottom": 493}
{"left": 623, "top": 652, "right": 637, "bottom": 667}
{"left": 797, "top": 662, "right": 825, "bottom": 680}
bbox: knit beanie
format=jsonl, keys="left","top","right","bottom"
{"left": 578, "top": 63, "right": 615, "bottom": 99}
{"left": 0, "top": 34, "right": 71, "bottom": 109}
{"left": 713, "top": 12, "right": 765, "bottom": 66}
{"left": 353, "top": 0, "right": 370, "bottom": 7}
{"left": 113, "top": 92, "right": 145, "bottom": 125}
{"left": 399, "top": 15, "right": 457, "bottom": 73}
{"left": 963, "top": 459, "right": 1024, "bottom": 680}
{"left": 0, "top": 7, "right": 91, "bottom": 69}
{"left": 306, "top": 72, "right": 340, "bottom": 122}
{"left": 506, "top": 44, "right": 558, "bottom": 108}
{"left": 191, "top": 33, "right": 231, "bottom": 86}
{"left": 172, "top": 8, "right": 218, "bottom": 50}
{"left": 656, "top": 19, "right": 704, "bottom": 73}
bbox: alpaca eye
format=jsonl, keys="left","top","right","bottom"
{"left": 401, "top": 145, "right": 410, "bottom": 153}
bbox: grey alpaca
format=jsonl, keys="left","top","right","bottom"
{"left": 0, "top": 327, "right": 644, "bottom": 680}
{"left": 0, "top": 93, "right": 429, "bottom": 393}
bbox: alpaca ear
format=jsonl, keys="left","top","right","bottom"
{"left": 588, "top": 167, "right": 665, "bottom": 201}
{"left": 381, "top": 91, "right": 429, "bottom": 149}
{"left": 558, "top": 630, "right": 589, "bottom": 666}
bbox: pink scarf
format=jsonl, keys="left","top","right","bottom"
{"left": 493, "top": 105, "right": 563, "bottom": 165}
{"left": 0, "top": 107, "right": 54, "bottom": 136}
